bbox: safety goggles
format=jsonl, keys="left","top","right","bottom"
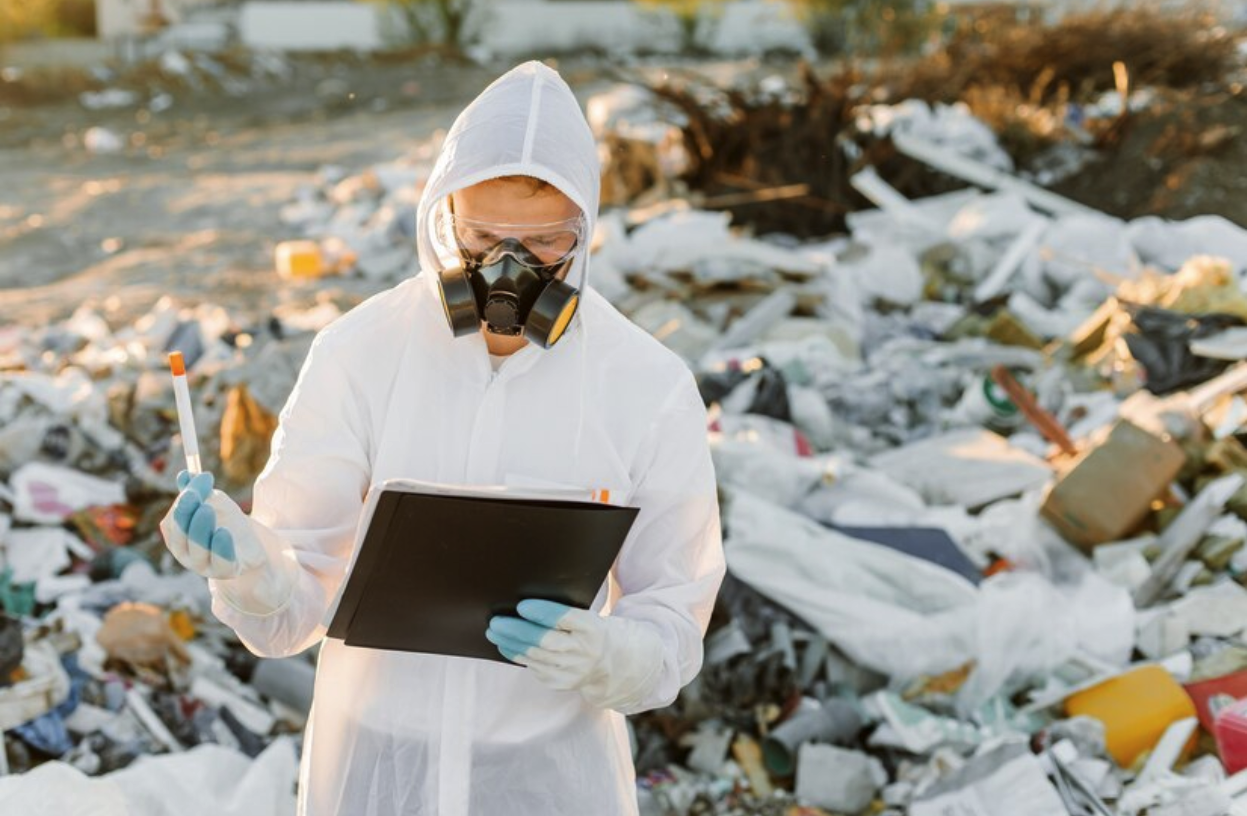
{"left": 433, "top": 201, "right": 587, "bottom": 269}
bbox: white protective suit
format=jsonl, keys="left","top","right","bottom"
{"left": 207, "top": 62, "right": 726, "bottom": 816}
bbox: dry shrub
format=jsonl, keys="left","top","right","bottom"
{"left": 644, "top": 64, "right": 870, "bottom": 236}
{"left": 891, "top": 5, "right": 1241, "bottom": 104}
{"left": 627, "top": 6, "right": 1244, "bottom": 236}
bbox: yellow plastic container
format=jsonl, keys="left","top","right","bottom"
{"left": 1065, "top": 665, "right": 1198, "bottom": 768}
{"left": 275, "top": 240, "right": 326, "bottom": 279}
{"left": 168, "top": 609, "right": 196, "bottom": 641}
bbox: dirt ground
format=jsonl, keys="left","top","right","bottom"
{"left": 0, "top": 100, "right": 446, "bottom": 327}
{"left": 2, "top": 50, "right": 1246, "bottom": 331}
{"left": 1049, "top": 85, "right": 1247, "bottom": 224}
{"left": 0, "top": 56, "right": 611, "bottom": 328}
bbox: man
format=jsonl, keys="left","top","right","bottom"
{"left": 159, "top": 61, "right": 724, "bottom": 815}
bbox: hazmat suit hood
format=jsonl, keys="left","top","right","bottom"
{"left": 416, "top": 62, "right": 600, "bottom": 324}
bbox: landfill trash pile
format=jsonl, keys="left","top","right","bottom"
{"left": 0, "top": 293, "right": 348, "bottom": 811}
{"left": 5, "top": 140, "right": 1247, "bottom": 816}
{"left": 4, "top": 13, "right": 1247, "bottom": 814}
{"left": 603, "top": 186, "right": 1247, "bottom": 815}
{"left": 590, "top": 21, "right": 1247, "bottom": 812}
{"left": 273, "top": 136, "right": 442, "bottom": 284}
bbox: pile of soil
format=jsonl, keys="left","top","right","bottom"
{"left": 631, "top": 7, "right": 1247, "bottom": 236}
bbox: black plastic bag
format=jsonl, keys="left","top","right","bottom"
{"left": 1123, "top": 305, "right": 1244, "bottom": 394}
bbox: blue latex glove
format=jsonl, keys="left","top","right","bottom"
{"left": 171, "top": 470, "right": 237, "bottom": 562}
{"left": 487, "top": 599, "right": 574, "bottom": 663}
{"left": 158, "top": 470, "right": 297, "bottom": 615}
{"left": 486, "top": 599, "right": 664, "bottom": 711}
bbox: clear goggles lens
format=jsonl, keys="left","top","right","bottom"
{"left": 434, "top": 202, "right": 585, "bottom": 268}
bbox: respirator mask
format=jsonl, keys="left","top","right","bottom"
{"left": 432, "top": 198, "right": 587, "bottom": 350}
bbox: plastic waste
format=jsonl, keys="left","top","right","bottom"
{"left": 1215, "top": 698, "right": 1247, "bottom": 774}
{"left": 908, "top": 742, "right": 1068, "bottom": 816}
{"left": 762, "top": 698, "right": 863, "bottom": 775}
{"left": 10, "top": 463, "right": 127, "bottom": 525}
{"left": 870, "top": 429, "right": 1052, "bottom": 509}
{"left": 1128, "top": 215, "right": 1247, "bottom": 274}
{"left": 1064, "top": 665, "right": 1198, "bottom": 768}
{"left": 724, "top": 490, "right": 1131, "bottom": 708}
{"left": 274, "top": 240, "right": 328, "bottom": 279}
{"left": 83, "top": 127, "right": 125, "bottom": 156}
{"left": 0, "top": 614, "right": 22, "bottom": 682}
{"left": 1124, "top": 305, "right": 1242, "bottom": 394}
{"left": 94, "top": 603, "right": 191, "bottom": 678}
{"left": 795, "top": 743, "right": 885, "bottom": 812}
{"left": 0, "top": 736, "right": 298, "bottom": 816}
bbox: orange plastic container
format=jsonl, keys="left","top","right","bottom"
{"left": 1065, "top": 665, "right": 1198, "bottom": 768}
{"left": 275, "top": 240, "right": 326, "bottom": 279}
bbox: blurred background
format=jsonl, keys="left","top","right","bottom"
{"left": 2, "top": 0, "right": 1244, "bottom": 325}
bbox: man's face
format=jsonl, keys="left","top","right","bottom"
{"left": 450, "top": 180, "right": 581, "bottom": 278}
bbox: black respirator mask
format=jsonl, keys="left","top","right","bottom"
{"left": 434, "top": 207, "right": 585, "bottom": 350}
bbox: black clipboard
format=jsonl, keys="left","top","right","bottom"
{"left": 324, "top": 480, "right": 639, "bottom": 664}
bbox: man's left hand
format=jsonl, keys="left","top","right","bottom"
{"left": 486, "top": 599, "right": 664, "bottom": 712}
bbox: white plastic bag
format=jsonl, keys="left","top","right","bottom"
{"left": 1128, "top": 214, "right": 1247, "bottom": 273}
{"left": 0, "top": 737, "right": 298, "bottom": 816}
{"left": 724, "top": 491, "right": 1133, "bottom": 709}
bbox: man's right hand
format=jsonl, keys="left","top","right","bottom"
{"left": 160, "top": 470, "right": 267, "bottom": 580}
{"left": 159, "top": 471, "right": 298, "bottom": 617}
